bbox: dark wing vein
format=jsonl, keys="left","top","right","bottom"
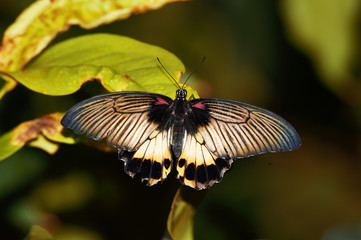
{"left": 61, "top": 91, "right": 173, "bottom": 151}
{"left": 191, "top": 98, "right": 301, "bottom": 159}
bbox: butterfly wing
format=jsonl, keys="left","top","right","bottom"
{"left": 176, "top": 98, "right": 301, "bottom": 189}
{"left": 61, "top": 91, "right": 174, "bottom": 185}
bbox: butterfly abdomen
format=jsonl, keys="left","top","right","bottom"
{"left": 170, "top": 119, "right": 186, "bottom": 159}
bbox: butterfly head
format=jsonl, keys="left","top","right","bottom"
{"left": 176, "top": 89, "right": 187, "bottom": 99}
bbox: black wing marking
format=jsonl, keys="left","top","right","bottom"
{"left": 121, "top": 129, "right": 172, "bottom": 186}
{"left": 176, "top": 132, "right": 228, "bottom": 190}
{"left": 61, "top": 91, "right": 174, "bottom": 184}
{"left": 178, "top": 98, "right": 301, "bottom": 189}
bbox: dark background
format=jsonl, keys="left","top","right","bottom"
{"left": 1, "top": 0, "right": 361, "bottom": 239}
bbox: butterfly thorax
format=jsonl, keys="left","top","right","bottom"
{"left": 172, "top": 89, "right": 189, "bottom": 117}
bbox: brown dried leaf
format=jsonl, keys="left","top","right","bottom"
{"left": 0, "top": 112, "right": 75, "bottom": 161}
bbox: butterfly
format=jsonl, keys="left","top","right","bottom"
{"left": 61, "top": 60, "right": 301, "bottom": 190}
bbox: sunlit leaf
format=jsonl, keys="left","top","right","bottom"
{"left": 0, "top": 0, "right": 188, "bottom": 98}
{"left": 167, "top": 187, "right": 207, "bottom": 240}
{"left": 167, "top": 188, "right": 195, "bottom": 240}
{"left": 0, "top": 131, "right": 22, "bottom": 163}
{"left": 28, "top": 135, "right": 60, "bottom": 155}
{"left": 26, "top": 225, "right": 54, "bottom": 240}
{"left": 0, "top": 0, "right": 188, "bottom": 71}
{"left": 8, "top": 33, "right": 198, "bottom": 98}
{"left": 0, "top": 112, "right": 75, "bottom": 161}
{"left": 0, "top": 75, "right": 17, "bottom": 99}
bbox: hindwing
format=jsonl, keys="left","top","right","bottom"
{"left": 121, "top": 129, "right": 172, "bottom": 186}
{"left": 176, "top": 132, "right": 231, "bottom": 190}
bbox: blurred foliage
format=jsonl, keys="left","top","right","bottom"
{"left": 280, "top": 0, "right": 361, "bottom": 110}
{"left": 1, "top": 0, "right": 361, "bottom": 240}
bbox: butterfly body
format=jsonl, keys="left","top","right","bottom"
{"left": 61, "top": 89, "right": 301, "bottom": 190}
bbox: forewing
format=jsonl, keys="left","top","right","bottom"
{"left": 61, "top": 91, "right": 174, "bottom": 185}
{"left": 192, "top": 98, "right": 301, "bottom": 159}
{"left": 176, "top": 98, "right": 301, "bottom": 189}
{"left": 61, "top": 91, "right": 172, "bottom": 150}
{"left": 191, "top": 99, "right": 301, "bottom": 159}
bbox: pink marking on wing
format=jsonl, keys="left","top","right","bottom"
{"left": 192, "top": 102, "right": 206, "bottom": 110}
{"left": 155, "top": 97, "right": 169, "bottom": 105}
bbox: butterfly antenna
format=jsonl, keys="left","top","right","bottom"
{"left": 157, "top": 57, "right": 181, "bottom": 89}
{"left": 182, "top": 57, "right": 206, "bottom": 89}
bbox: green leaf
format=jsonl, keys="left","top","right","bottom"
{"left": 26, "top": 225, "right": 54, "bottom": 240}
{"left": 0, "top": 113, "right": 75, "bottom": 161}
{"left": 168, "top": 188, "right": 195, "bottom": 240}
{"left": 167, "top": 187, "right": 207, "bottom": 240}
{"left": 0, "top": 131, "right": 22, "bottom": 162}
{"left": 0, "top": 74, "right": 17, "bottom": 99}
{"left": 0, "top": 0, "right": 188, "bottom": 99}
{"left": 9, "top": 33, "right": 198, "bottom": 98}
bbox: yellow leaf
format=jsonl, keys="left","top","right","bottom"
{"left": 0, "top": 0, "right": 188, "bottom": 71}
{"left": 28, "top": 135, "right": 60, "bottom": 155}
{"left": 26, "top": 225, "right": 54, "bottom": 240}
{"left": 0, "top": 0, "right": 189, "bottom": 98}
{"left": 0, "top": 112, "right": 75, "bottom": 161}
{"left": 9, "top": 33, "right": 198, "bottom": 98}
{"left": 167, "top": 187, "right": 207, "bottom": 240}
{"left": 0, "top": 74, "right": 17, "bottom": 99}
